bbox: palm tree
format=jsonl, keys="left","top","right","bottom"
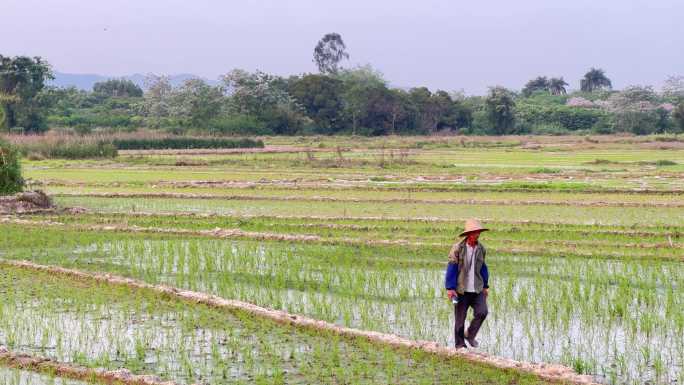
{"left": 521, "top": 76, "right": 549, "bottom": 97}
{"left": 548, "top": 77, "right": 569, "bottom": 95}
{"left": 580, "top": 68, "right": 612, "bottom": 92}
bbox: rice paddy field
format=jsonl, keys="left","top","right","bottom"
{"left": 2, "top": 135, "right": 683, "bottom": 384}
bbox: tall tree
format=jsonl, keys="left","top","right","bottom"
{"left": 605, "top": 85, "right": 660, "bottom": 135}
{"left": 355, "top": 84, "right": 395, "bottom": 135}
{"left": 386, "top": 88, "right": 412, "bottom": 134}
{"left": 169, "top": 78, "right": 224, "bottom": 128}
{"left": 485, "top": 86, "right": 516, "bottom": 135}
{"left": 222, "top": 69, "right": 296, "bottom": 116}
{"left": 663, "top": 75, "right": 684, "bottom": 100}
{"left": 142, "top": 74, "right": 173, "bottom": 119}
{"left": 408, "top": 87, "right": 435, "bottom": 132}
{"left": 0, "top": 55, "right": 53, "bottom": 131}
{"left": 288, "top": 74, "right": 344, "bottom": 133}
{"left": 313, "top": 33, "right": 350, "bottom": 75}
{"left": 580, "top": 68, "right": 612, "bottom": 92}
{"left": 221, "top": 69, "right": 307, "bottom": 134}
{"left": 673, "top": 103, "right": 684, "bottom": 132}
{"left": 337, "top": 65, "right": 387, "bottom": 134}
{"left": 521, "top": 76, "right": 549, "bottom": 97}
{"left": 405, "top": 88, "right": 462, "bottom": 133}
{"left": 548, "top": 77, "right": 569, "bottom": 95}
{"left": 428, "top": 90, "right": 460, "bottom": 131}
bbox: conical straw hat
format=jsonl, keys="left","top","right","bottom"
{"left": 458, "top": 218, "right": 489, "bottom": 237}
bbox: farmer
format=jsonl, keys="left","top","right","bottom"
{"left": 445, "top": 218, "right": 490, "bottom": 349}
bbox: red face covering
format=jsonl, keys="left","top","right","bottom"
{"left": 466, "top": 231, "right": 480, "bottom": 246}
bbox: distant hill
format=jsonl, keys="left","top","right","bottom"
{"left": 50, "top": 72, "right": 219, "bottom": 91}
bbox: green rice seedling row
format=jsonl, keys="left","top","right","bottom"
{"left": 41, "top": 185, "right": 684, "bottom": 206}
{"left": 2, "top": 223, "right": 682, "bottom": 384}
{"left": 52, "top": 195, "right": 684, "bottom": 226}
{"left": 0, "top": 264, "right": 550, "bottom": 385}
{"left": 20, "top": 213, "right": 684, "bottom": 260}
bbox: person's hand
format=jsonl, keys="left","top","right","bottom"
{"left": 447, "top": 289, "right": 457, "bottom": 299}
{"left": 483, "top": 288, "right": 489, "bottom": 297}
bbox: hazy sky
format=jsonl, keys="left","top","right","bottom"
{"left": 3, "top": 0, "right": 683, "bottom": 94}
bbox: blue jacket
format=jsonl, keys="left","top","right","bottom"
{"left": 445, "top": 243, "right": 489, "bottom": 291}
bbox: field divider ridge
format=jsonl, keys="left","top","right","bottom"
{"left": 51, "top": 192, "right": 684, "bottom": 208}
{"left": 3, "top": 217, "right": 681, "bottom": 260}
{"left": 0, "top": 346, "right": 185, "bottom": 385}
{"left": 52, "top": 210, "right": 684, "bottom": 232}
{"left": 35, "top": 179, "right": 684, "bottom": 195}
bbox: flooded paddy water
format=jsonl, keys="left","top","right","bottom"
{"left": 5, "top": 138, "right": 684, "bottom": 384}
{"left": 2, "top": 227, "right": 682, "bottom": 384}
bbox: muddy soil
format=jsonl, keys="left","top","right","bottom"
{"left": 0, "top": 191, "right": 54, "bottom": 214}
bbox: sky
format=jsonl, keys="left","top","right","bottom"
{"left": 3, "top": 0, "right": 683, "bottom": 94}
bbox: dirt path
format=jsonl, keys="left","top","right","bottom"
{"left": 119, "top": 145, "right": 334, "bottom": 156}
{"left": 32, "top": 209, "right": 684, "bottom": 231}
{"left": 53, "top": 191, "right": 684, "bottom": 208}
{"left": 38, "top": 178, "right": 684, "bottom": 195}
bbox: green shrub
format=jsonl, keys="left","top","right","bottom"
{"left": 498, "top": 181, "right": 594, "bottom": 191}
{"left": 49, "top": 113, "right": 134, "bottom": 129}
{"left": 527, "top": 123, "right": 573, "bottom": 136}
{"left": 112, "top": 137, "right": 264, "bottom": 150}
{"left": 14, "top": 138, "right": 118, "bottom": 159}
{"left": 654, "top": 135, "right": 681, "bottom": 142}
{"left": 590, "top": 114, "right": 616, "bottom": 134}
{"left": 47, "top": 141, "right": 118, "bottom": 159}
{"left": 0, "top": 138, "right": 24, "bottom": 194}
{"left": 522, "top": 92, "right": 568, "bottom": 106}
{"left": 585, "top": 159, "right": 620, "bottom": 165}
{"left": 613, "top": 110, "right": 661, "bottom": 135}
{"left": 516, "top": 103, "right": 608, "bottom": 131}
{"left": 206, "top": 115, "right": 270, "bottom": 135}
{"left": 530, "top": 167, "right": 562, "bottom": 174}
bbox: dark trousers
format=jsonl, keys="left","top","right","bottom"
{"left": 453, "top": 291, "right": 488, "bottom": 347}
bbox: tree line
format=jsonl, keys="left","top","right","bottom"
{"left": 2, "top": 33, "right": 684, "bottom": 136}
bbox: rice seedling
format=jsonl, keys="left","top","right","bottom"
{"left": 7, "top": 136, "right": 684, "bottom": 384}
{"left": 51, "top": 195, "right": 684, "bottom": 226}
{"left": 1, "top": 221, "right": 682, "bottom": 384}
{"left": 0, "top": 264, "right": 549, "bottom": 385}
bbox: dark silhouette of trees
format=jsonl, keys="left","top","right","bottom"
{"left": 522, "top": 77, "right": 549, "bottom": 97}
{"left": 548, "top": 77, "right": 568, "bottom": 95}
{"left": 8, "top": 48, "right": 682, "bottom": 137}
{"left": 0, "top": 55, "right": 53, "bottom": 132}
{"left": 581, "top": 68, "right": 612, "bottom": 92}
{"left": 93, "top": 78, "right": 143, "bottom": 98}
{"left": 485, "top": 86, "right": 516, "bottom": 135}
{"left": 288, "top": 74, "right": 344, "bottom": 133}
{"left": 522, "top": 76, "right": 568, "bottom": 96}
{"left": 673, "top": 103, "right": 684, "bottom": 132}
